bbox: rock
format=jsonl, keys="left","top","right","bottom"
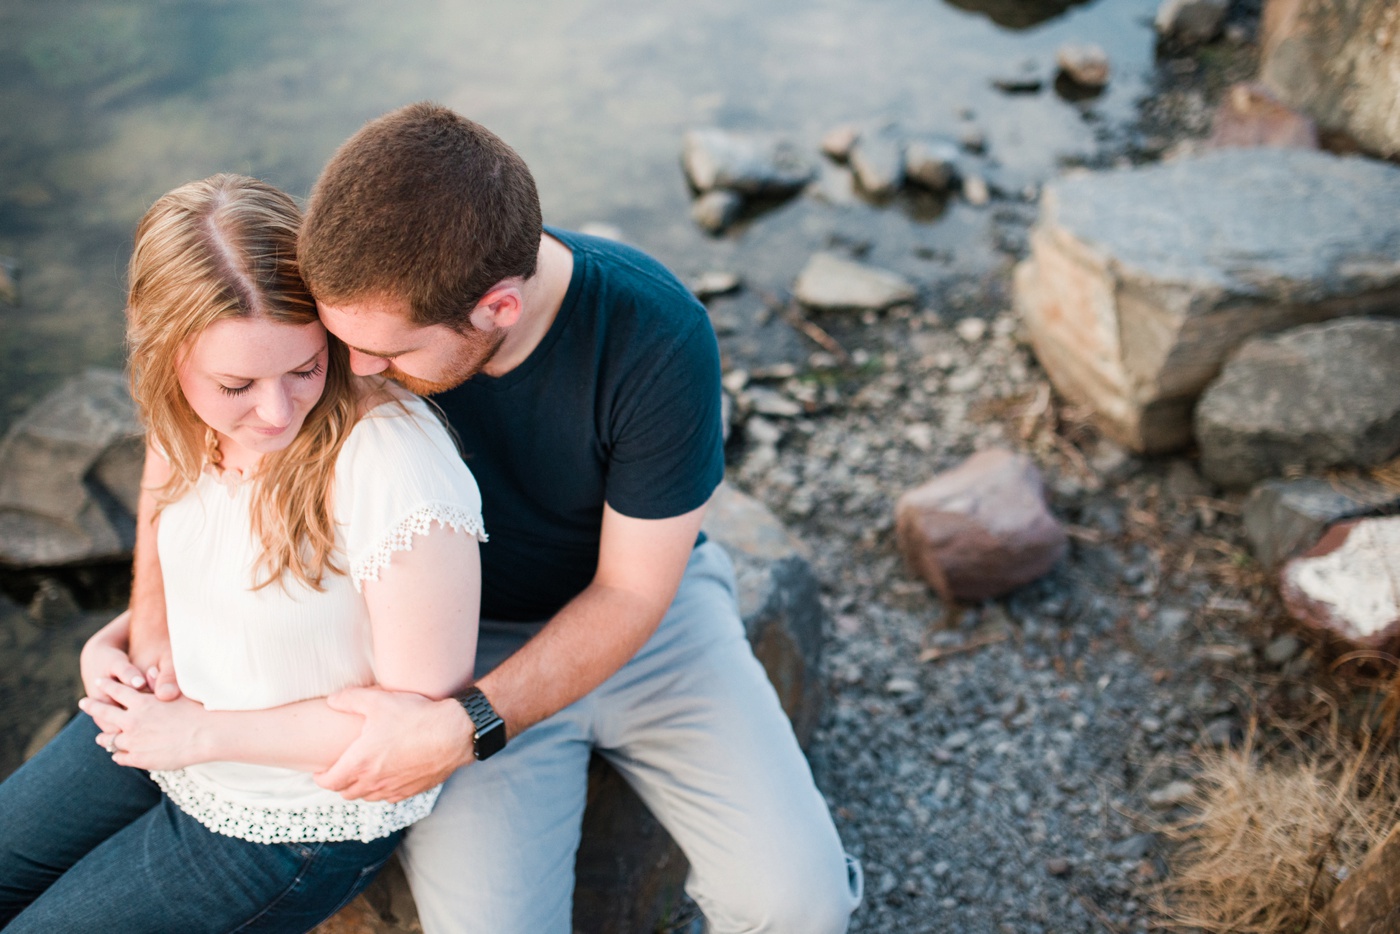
{"left": 793, "top": 252, "right": 917, "bottom": 313}
{"left": 0, "top": 369, "right": 145, "bottom": 568}
{"left": 904, "top": 137, "right": 961, "bottom": 192}
{"left": 848, "top": 128, "right": 905, "bottom": 198}
{"left": 690, "top": 189, "right": 743, "bottom": 235}
{"left": 895, "top": 447, "right": 1068, "bottom": 601}
{"left": 744, "top": 386, "right": 803, "bottom": 419}
{"left": 1205, "top": 82, "right": 1318, "bottom": 151}
{"left": 23, "top": 708, "right": 74, "bottom": 763}
{"left": 1146, "top": 780, "right": 1195, "bottom": 810}
{"left": 1155, "top": 0, "right": 1228, "bottom": 50}
{"left": 821, "top": 124, "right": 861, "bottom": 162}
{"left": 0, "top": 256, "right": 17, "bottom": 306}
{"left": 961, "top": 175, "right": 990, "bottom": 206}
{"left": 1261, "top": 0, "right": 1400, "bottom": 159}
{"left": 688, "top": 270, "right": 742, "bottom": 300}
{"left": 1195, "top": 319, "right": 1400, "bottom": 489}
{"left": 1322, "top": 820, "right": 1400, "bottom": 934}
{"left": 1280, "top": 516, "right": 1400, "bottom": 651}
{"left": 1243, "top": 476, "right": 1400, "bottom": 567}
{"left": 959, "top": 125, "right": 988, "bottom": 155}
{"left": 1263, "top": 633, "right": 1302, "bottom": 665}
{"left": 27, "top": 578, "right": 80, "bottom": 627}
{"left": 1055, "top": 44, "right": 1110, "bottom": 89}
{"left": 320, "top": 485, "right": 827, "bottom": 934}
{"left": 681, "top": 128, "right": 815, "bottom": 196}
{"left": 955, "top": 317, "right": 988, "bottom": 343}
{"left": 1015, "top": 149, "right": 1400, "bottom": 453}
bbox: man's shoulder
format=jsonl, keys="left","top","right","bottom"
{"left": 549, "top": 226, "right": 700, "bottom": 318}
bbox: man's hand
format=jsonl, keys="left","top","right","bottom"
{"left": 314, "top": 686, "right": 474, "bottom": 802}
{"left": 79, "top": 682, "right": 209, "bottom": 771}
{"left": 137, "top": 643, "right": 181, "bottom": 701}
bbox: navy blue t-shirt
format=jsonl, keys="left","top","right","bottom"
{"left": 432, "top": 228, "right": 725, "bottom": 622}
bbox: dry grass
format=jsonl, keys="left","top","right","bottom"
{"left": 1154, "top": 727, "right": 1400, "bottom": 933}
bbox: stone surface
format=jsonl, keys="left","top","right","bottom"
{"left": 317, "top": 484, "right": 826, "bottom": 934}
{"left": 690, "top": 189, "right": 743, "bottom": 234}
{"left": 1280, "top": 516, "right": 1400, "bottom": 651}
{"left": 1261, "top": 0, "right": 1400, "bottom": 159}
{"left": 904, "top": 137, "right": 961, "bottom": 192}
{"left": 1206, "top": 82, "right": 1318, "bottom": 150}
{"left": 681, "top": 128, "right": 814, "bottom": 196}
{"left": 820, "top": 124, "right": 860, "bottom": 161}
{"left": 0, "top": 368, "right": 145, "bottom": 567}
{"left": 1244, "top": 476, "right": 1400, "bottom": 567}
{"left": 1195, "top": 318, "right": 1400, "bottom": 489}
{"left": 1056, "top": 43, "right": 1110, "bottom": 89}
{"left": 848, "top": 128, "right": 905, "bottom": 198}
{"left": 1015, "top": 149, "right": 1400, "bottom": 453}
{"left": 1322, "top": 819, "right": 1400, "bottom": 934}
{"left": 688, "top": 270, "right": 742, "bottom": 300}
{"left": 793, "top": 252, "right": 917, "bottom": 313}
{"left": 894, "top": 447, "right": 1068, "bottom": 601}
{"left": 0, "top": 256, "right": 17, "bottom": 306}
{"left": 1155, "top": 0, "right": 1228, "bottom": 49}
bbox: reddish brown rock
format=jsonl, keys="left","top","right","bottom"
{"left": 1206, "top": 82, "right": 1318, "bottom": 151}
{"left": 895, "top": 448, "right": 1067, "bottom": 601}
{"left": 1280, "top": 516, "right": 1400, "bottom": 652}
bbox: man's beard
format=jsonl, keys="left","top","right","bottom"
{"left": 382, "top": 329, "right": 505, "bottom": 395}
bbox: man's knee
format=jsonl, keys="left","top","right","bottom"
{"left": 701, "top": 847, "right": 860, "bottom": 934}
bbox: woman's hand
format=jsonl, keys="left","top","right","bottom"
{"left": 80, "top": 610, "right": 148, "bottom": 703}
{"left": 79, "top": 681, "right": 210, "bottom": 771}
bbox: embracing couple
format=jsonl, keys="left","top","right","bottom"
{"left": 0, "top": 103, "right": 862, "bottom": 933}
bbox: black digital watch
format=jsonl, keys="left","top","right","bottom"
{"left": 456, "top": 686, "right": 507, "bottom": 761}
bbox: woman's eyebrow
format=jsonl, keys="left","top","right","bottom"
{"left": 213, "top": 350, "right": 322, "bottom": 380}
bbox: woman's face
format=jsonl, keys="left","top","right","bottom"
{"left": 176, "top": 317, "right": 329, "bottom": 465}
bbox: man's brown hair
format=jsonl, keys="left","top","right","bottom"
{"left": 299, "top": 102, "right": 542, "bottom": 329}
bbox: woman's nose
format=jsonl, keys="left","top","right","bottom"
{"left": 256, "top": 384, "right": 295, "bottom": 427}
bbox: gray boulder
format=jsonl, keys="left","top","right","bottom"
{"left": 1195, "top": 318, "right": 1400, "bottom": 489}
{"left": 1015, "top": 148, "right": 1400, "bottom": 453}
{"left": 316, "top": 484, "right": 827, "bottom": 934}
{"left": 1155, "top": 0, "right": 1227, "bottom": 49}
{"left": 848, "top": 127, "right": 905, "bottom": 198}
{"left": 0, "top": 369, "right": 144, "bottom": 568}
{"left": 1261, "top": 0, "right": 1400, "bottom": 160}
{"left": 681, "top": 128, "right": 815, "bottom": 196}
{"left": 794, "top": 252, "right": 917, "bottom": 313}
{"left": 904, "top": 137, "right": 962, "bottom": 192}
{"left": 1243, "top": 476, "right": 1400, "bottom": 567}
{"left": 691, "top": 189, "right": 743, "bottom": 235}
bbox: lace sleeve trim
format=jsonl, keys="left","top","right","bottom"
{"left": 350, "top": 503, "right": 488, "bottom": 592}
{"left": 151, "top": 769, "right": 441, "bottom": 844}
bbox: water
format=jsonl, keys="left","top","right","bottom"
{"left": 1, "top": 0, "right": 1159, "bottom": 429}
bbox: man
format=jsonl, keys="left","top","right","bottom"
{"left": 128, "top": 103, "right": 860, "bottom": 932}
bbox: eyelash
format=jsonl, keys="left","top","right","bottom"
{"left": 218, "top": 362, "right": 324, "bottom": 397}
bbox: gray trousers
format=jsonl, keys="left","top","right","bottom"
{"left": 399, "top": 541, "right": 861, "bottom": 933}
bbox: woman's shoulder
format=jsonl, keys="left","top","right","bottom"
{"left": 340, "top": 380, "right": 457, "bottom": 461}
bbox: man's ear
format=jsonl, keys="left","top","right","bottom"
{"left": 468, "top": 284, "right": 524, "bottom": 331}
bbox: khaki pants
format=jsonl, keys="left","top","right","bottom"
{"left": 399, "top": 542, "right": 861, "bottom": 933}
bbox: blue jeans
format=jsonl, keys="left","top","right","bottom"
{"left": 0, "top": 713, "right": 399, "bottom": 933}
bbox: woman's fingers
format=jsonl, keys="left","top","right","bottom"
{"left": 79, "top": 696, "right": 131, "bottom": 734}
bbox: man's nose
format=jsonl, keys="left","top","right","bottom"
{"left": 348, "top": 348, "right": 389, "bottom": 376}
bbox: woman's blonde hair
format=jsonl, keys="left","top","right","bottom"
{"left": 127, "top": 173, "right": 358, "bottom": 591}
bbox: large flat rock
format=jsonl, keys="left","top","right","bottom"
{"left": 1196, "top": 318, "right": 1400, "bottom": 489}
{"left": 1261, "top": 0, "right": 1400, "bottom": 159}
{"left": 1015, "top": 148, "right": 1400, "bottom": 453}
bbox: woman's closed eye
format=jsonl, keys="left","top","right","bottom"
{"left": 217, "top": 362, "right": 323, "bottom": 397}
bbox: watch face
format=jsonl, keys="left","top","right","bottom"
{"left": 476, "top": 720, "right": 507, "bottom": 760}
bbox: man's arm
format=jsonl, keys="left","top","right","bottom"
{"left": 127, "top": 444, "right": 178, "bottom": 698}
{"left": 315, "top": 498, "right": 709, "bottom": 801}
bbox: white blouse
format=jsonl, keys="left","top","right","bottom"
{"left": 150, "top": 391, "right": 486, "bottom": 844}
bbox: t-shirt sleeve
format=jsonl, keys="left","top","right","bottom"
{"left": 604, "top": 314, "right": 725, "bottom": 520}
{"left": 336, "top": 398, "right": 488, "bottom": 592}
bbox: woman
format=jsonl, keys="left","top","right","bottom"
{"left": 0, "top": 175, "right": 485, "bottom": 932}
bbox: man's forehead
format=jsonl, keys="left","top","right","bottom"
{"left": 317, "top": 297, "right": 422, "bottom": 351}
